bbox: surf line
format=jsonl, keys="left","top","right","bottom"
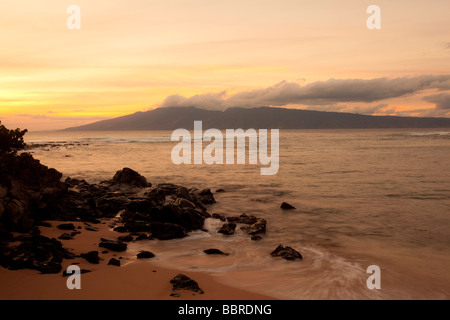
{"left": 171, "top": 121, "right": 279, "bottom": 176}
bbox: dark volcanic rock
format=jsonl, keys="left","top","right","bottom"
{"left": 62, "top": 269, "right": 92, "bottom": 277}
{"left": 112, "top": 168, "right": 149, "bottom": 188}
{"left": 108, "top": 258, "right": 121, "bottom": 267}
{"left": 118, "top": 235, "right": 134, "bottom": 242}
{"left": 134, "top": 233, "right": 152, "bottom": 241}
{"left": 149, "top": 222, "right": 186, "bottom": 240}
{"left": 157, "top": 183, "right": 180, "bottom": 195}
{"left": 196, "top": 189, "right": 216, "bottom": 205}
{"left": 271, "top": 245, "right": 303, "bottom": 261}
{"left": 218, "top": 223, "right": 236, "bottom": 235}
{"left": 280, "top": 202, "right": 296, "bottom": 210}
{"left": 212, "top": 213, "right": 226, "bottom": 221}
{"left": 85, "top": 224, "right": 99, "bottom": 232}
{"left": 0, "top": 235, "right": 74, "bottom": 273}
{"left": 37, "top": 261, "right": 62, "bottom": 274}
{"left": 57, "top": 223, "right": 76, "bottom": 230}
{"left": 242, "top": 218, "right": 267, "bottom": 235}
{"left": 204, "top": 249, "right": 229, "bottom": 255}
{"left": 99, "top": 239, "right": 127, "bottom": 252}
{"left": 113, "top": 226, "right": 128, "bottom": 233}
{"left": 58, "top": 233, "right": 75, "bottom": 240}
{"left": 251, "top": 235, "right": 262, "bottom": 241}
{"left": 227, "top": 214, "right": 258, "bottom": 225}
{"left": 80, "top": 251, "right": 100, "bottom": 264}
{"left": 170, "top": 274, "right": 204, "bottom": 295}
{"left": 137, "top": 251, "right": 155, "bottom": 259}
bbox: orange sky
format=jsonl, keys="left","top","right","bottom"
{"left": 1, "top": 0, "right": 449, "bottom": 130}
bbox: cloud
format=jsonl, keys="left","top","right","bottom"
{"left": 16, "top": 114, "right": 108, "bottom": 121}
{"left": 160, "top": 75, "right": 450, "bottom": 110}
{"left": 424, "top": 93, "right": 450, "bottom": 110}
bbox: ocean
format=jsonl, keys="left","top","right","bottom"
{"left": 24, "top": 128, "right": 450, "bottom": 300}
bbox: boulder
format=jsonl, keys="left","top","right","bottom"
{"left": 57, "top": 223, "right": 76, "bottom": 231}
{"left": 118, "top": 235, "right": 134, "bottom": 242}
{"left": 281, "top": 202, "right": 296, "bottom": 210}
{"left": 242, "top": 218, "right": 267, "bottom": 235}
{"left": 108, "top": 258, "right": 121, "bottom": 267}
{"left": 170, "top": 274, "right": 204, "bottom": 295}
{"left": 218, "top": 223, "right": 236, "bottom": 236}
{"left": 227, "top": 214, "right": 258, "bottom": 225}
{"left": 99, "top": 239, "right": 127, "bottom": 252}
{"left": 212, "top": 213, "right": 226, "bottom": 221}
{"left": 80, "top": 251, "right": 100, "bottom": 264}
{"left": 196, "top": 189, "right": 216, "bottom": 204}
{"left": 149, "top": 222, "right": 186, "bottom": 240}
{"left": 137, "top": 251, "right": 155, "bottom": 259}
{"left": 204, "top": 249, "right": 229, "bottom": 255}
{"left": 271, "top": 245, "right": 303, "bottom": 261}
{"left": 112, "top": 168, "right": 148, "bottom": 188}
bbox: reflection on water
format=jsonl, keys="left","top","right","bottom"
{"left": 25, "top": 128, "right": 450, "bottom": 299}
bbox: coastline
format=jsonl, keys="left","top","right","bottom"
{"left": 0, "top": 220, "right": 273, "bottom": 300}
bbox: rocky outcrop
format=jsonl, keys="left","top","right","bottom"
{"left": 0, "top": 153, "right": 67, "bottom": 232}
{"left": 0, "top": 234, "right": 75, "bottom": 273}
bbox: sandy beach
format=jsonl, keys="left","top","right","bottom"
{"left": 0, "top": 220, "right": 272, "bottom": 300}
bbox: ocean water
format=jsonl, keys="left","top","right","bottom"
{"left": 24, "top": 129, "right": 450, "bottom": 300}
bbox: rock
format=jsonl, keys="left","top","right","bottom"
{"left": 37, "top": 262, "right": 62, "bottom": 274}
{"left": 108, "top": 258, "right": 121, "bottom": 267}
{"left": 99, "top": 239, "right": 127, "bottom": 252}
{"left": 118, "top": 235, "right": 134, "bottom": 242}
{"left": 112, "top": 168, "right": 148, "bottom": 188}
{"left": 173, "top": 198, "right": 196, "bottom": 209}
{"left": 85, "top": 224, "right": 99, "bottom": 232}
{"left": 170, "top": 274, "right": 204, "bottom": 295}
{"left": 271, "top": 245, "right": 303, "bottom": 261}
{"left": 58, "top": 233, "right": 75, "bottom": 240}
{"left": 212, "top": 213, "right": 226, "bottom": 221}
{"left": 216, "top": 189, "right": 225, "bottom": 193}
{"left": 281, "top": 202, "right": 296, "bottom": 210}
{"left": 218, "top": 223, "right": 236, "bottom": 235}
{"left": 204, "top": 249, "right": 229, "bottom": 255}
{"left": 127, "top": 199, "right": 155, "bottom": 213}
{"left": 196, "top": 189, "right": 216, "bottom": 204}
{"left": 227, "top": 214, "right": 258, "bottom": 225}
{"left": 251, "top": 235, "right": 262, "bottom": 241}
{"left": 149, "top": 222, "right": 186, "bottom": 240}
{"left": 62, "top": 269, "right": 91, "bottom": 277}
{"left": 80, "top": 251, "right": 100, "bottom": 264}
{"left": 137, "top": 251, "right": 155, "bottom": 259}
{"left": 157, "top": 183, "right": 181, "bottom": 195}
{"left": 1, "top": 235, "right": 74, "bottom": 272}
{"left": 134, "top": 233, "right": 152, "bottom": 241}
{"left": 175, "top": 187, "right": 192, "bottom": 201}
{"left": 57, "top": 223, "right": 76, "bottom": 230}
{"left": 242, "top": 218, "right": 267, "bottom": 235}
{"left": 113, "top": 226, "right": 128, "bottom": 233}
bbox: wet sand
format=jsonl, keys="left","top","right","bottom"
{"left": 0, "top": 221, "right": 273, "bottom": 300}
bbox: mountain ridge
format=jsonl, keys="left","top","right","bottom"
{"left": 64, "top": 107, "right": 450, "bottom": 131}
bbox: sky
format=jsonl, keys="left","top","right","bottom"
{"left": 1, "top": 0, "right": 450, "bottom": 131}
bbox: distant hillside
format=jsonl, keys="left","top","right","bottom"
{"left": 64, "top": 107, "right": 450, "bottom": 130}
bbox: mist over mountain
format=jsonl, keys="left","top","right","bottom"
{"left": 64, "top": 107, "right": 450, "bottom": 131}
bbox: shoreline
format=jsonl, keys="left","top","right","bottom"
{"left": 0, "top": 220, "right": 274, "bottom": 300}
